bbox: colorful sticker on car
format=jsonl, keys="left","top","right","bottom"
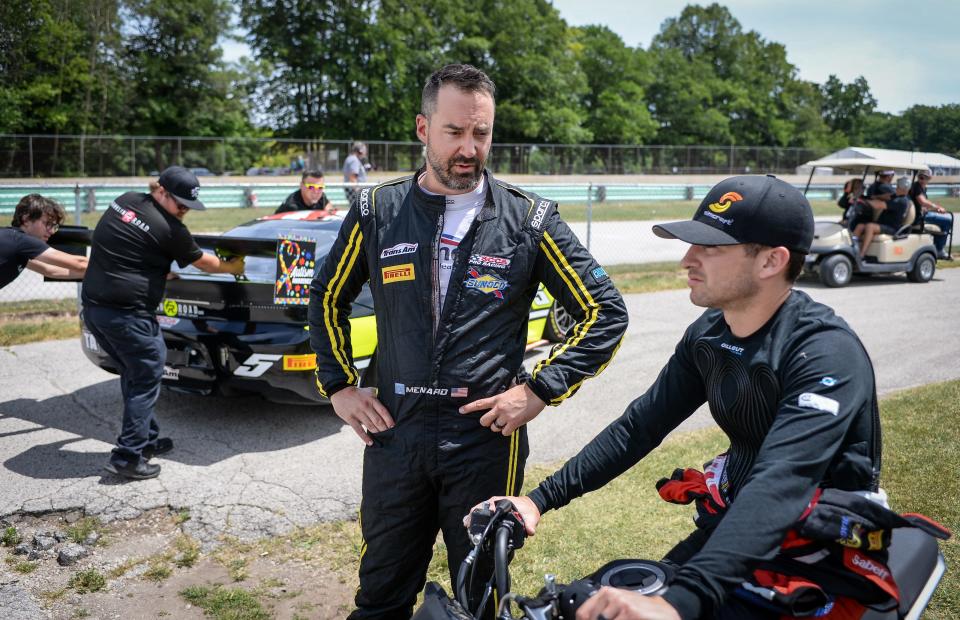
{"left": 283, "top": 354, "right": 317, "bottom": 371}
{"left": 274, "top": 237, "right": 316, "bottom": 305}
{"left": 382, "top": 263, "right": 415, "bottom": 284}
{"left": 464, "top": 268, "right": 509, "bottom": 299}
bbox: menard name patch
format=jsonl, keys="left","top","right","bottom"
{"left": 283, "top": 354, "right": 317, "bottom": 371}
{"left": 382, "top": 263, "right": 415, "bottom": 284}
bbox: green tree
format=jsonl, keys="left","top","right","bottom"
{"left": 819, "top": 75, "right": 877, "bottom": 144}
{"left": 570, "top": 25, "right": 656, "bottom": 144}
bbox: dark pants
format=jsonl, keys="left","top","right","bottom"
{"left": 83, "top": 304, "right": 165, "bottom": 467}
{"left": 348, "top": 406, "right": 529, "bottom": 620}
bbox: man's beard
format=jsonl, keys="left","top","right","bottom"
{"left": 426, "top": 143, "right": 485, "bottom": 191}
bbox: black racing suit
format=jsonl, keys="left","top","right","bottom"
{"left": 528, "top": 290, "right": 881, "bottom": 619}
{"left": 308, "top": 170, "right": 628, "bottom": 619}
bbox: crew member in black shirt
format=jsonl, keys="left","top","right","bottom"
{"left": 83, "top": 166, "right": 245, "bottom": 480}
{"left": 275, "top": 169, "right": 334, "bottom": 214}
{"left": 473, "top": 176, "right": 884, "bottom": 619}
{"left": 1, "top": 194, "right": 87, "bottom": 289}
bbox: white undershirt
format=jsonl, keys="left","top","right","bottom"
{"left": 419, "top": 175, "right": 485, "bottom": 310}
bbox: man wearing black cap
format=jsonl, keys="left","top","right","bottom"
{"left": 476, "top": 176, "right": 884, "bottom": 619}
{"left": 83, "top": 166, "right": 245, "bottom": 480}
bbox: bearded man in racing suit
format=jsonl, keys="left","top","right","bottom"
{"left": 308, "top": 64, "right": 628, "bottom": 619}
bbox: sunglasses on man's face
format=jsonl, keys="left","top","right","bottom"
{"left": 303, "top": 183, "right": 325, "bottom": 191}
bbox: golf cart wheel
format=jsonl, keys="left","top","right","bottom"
{"left": 908, "top": 253, "right": 936, "bottom": 283}
{"left": 544, "top": 302, "right": 577, "bottom": 342}
{"left": 819, "top": 254, "right": 853, "bottom": 288}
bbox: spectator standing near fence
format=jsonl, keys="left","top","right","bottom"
{"left": 82, "top": 166, "right": 245, "bottom": 480}
{"left": 342, "top": 141, "right": 368, "bottom": 204}
{"left": 1, "top": 194, "right": 87, "bottom": 289}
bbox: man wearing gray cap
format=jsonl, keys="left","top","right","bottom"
{"left": 83, "top": 166, "right": 245, "bottom": 479}
{"left": 476, "top": 175, "right": 886, "bottom": 619}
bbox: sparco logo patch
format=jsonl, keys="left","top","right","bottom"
{"left": 380, "top": 243, "right": 418, "bottom": 259}
{"left": 359, "top": 189, "right": 370, "bottom": 217}
{"left": 702, "top": 211, "right": 734, "bottom": 226}
{"left": 469, "top": 254, "right": 511, "bottom": 269}
{"left": 531, "top": 200, "right": 550, "bottom": 230}
{"left": 382, "top": 263, "right": 415, "bottom": 284}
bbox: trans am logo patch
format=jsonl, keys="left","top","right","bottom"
{"left": 464, "top": 268, "right": 509, "bottom": 299}
{"left": 274, "top": 237, "right": 316, "bottom": 305}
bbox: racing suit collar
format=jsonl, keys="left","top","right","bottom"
{"left": 412, "top": 167, "right": 497, "bottom": 221}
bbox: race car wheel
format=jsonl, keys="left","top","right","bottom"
{"left": 819, "top": 254, "right": 853, "bottom": 288}
{"left": 908, "top": 253, "right": 936, "bottom": 283}
{"left": 544, "top": 302, "right": 577, "bottom": 342}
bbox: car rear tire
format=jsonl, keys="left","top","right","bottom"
{"left": 819, "top": 254, "right": 853, "bottom": 288}
{"left": 908, "top": 253, "right": 936, "bottom": 283}
{"left": 544, "top": 302, "right": 577, "bottom": 342}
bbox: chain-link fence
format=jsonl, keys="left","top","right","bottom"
{"left": 0, "top": 134, "right": 826, "bottom": 178}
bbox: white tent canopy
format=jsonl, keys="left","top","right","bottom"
{"left": 799, "top": 146, "right": 960, "bottom": 176}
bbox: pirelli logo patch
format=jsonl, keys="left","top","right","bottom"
{"left": 283, "top": 354, "right": 316, "bottom": 371}
{"left": 382, "top": 263, "right": 415, "bottom": 284}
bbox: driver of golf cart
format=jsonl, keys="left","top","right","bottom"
{"left": 470, "top": 175, "right": 944, "bottom": 620}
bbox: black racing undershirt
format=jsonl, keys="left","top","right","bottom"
{"left": 528, "top": 290, "right": 880, "bottom": 619}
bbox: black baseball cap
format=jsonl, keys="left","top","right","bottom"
{"left": 652, "top": 175, "right": 814, "bottom": 253}
{"left": 158, "top": 165, "right": 206, "bottom": 210}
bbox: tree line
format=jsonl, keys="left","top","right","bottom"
{"left": 1, "top": 0, "right": 957, "bottom": 156}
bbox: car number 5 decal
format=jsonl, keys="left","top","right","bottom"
{"left": 234, "top": 353, "right": 283, "bottom": 377}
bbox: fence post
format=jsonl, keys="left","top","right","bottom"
{"left": 28, "top": 136, "right": 34, "bottom": 178}
{"left": 177, "top": 137, "right": 182, "bottom": 165}
{"left": 74, "top": 184, "right": 82, "bottom": 225}
{"left": 130, "top": 137, "right": 136, "bottom": 176}
{"left": 220, "top": 138, "right": 226, "bottom": 174}
{"left": 586, "top": 183, "right": 593, "bottom": 251}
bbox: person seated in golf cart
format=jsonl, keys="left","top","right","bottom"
{"left": 837, "top": 178, "right": 864, "bottom": 226}
{"left": 910, "top": 170, "right": 952, "bottom": 260}
{"left": 866, "top": 170, "right": 896, "bottom": 201}
{"left": 853, "top": 176, "right": 912, "bottom": 258}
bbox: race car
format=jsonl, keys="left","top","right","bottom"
{"left": 75, "top": 210, "right": 576, "bottom": 404}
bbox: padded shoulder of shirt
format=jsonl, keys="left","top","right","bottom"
{"left": 365, "top": 174, "right": 415, "bottom": 212}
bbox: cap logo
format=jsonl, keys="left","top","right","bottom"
{"left": 708, "top": 191, "right": 742, "bottom": 214}
{"left": 190, "top": 186, "right": 199, "bottom": 199}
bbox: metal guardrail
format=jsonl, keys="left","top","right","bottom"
{"left": 2, "top": 182, "right": 958, "bottom": 218}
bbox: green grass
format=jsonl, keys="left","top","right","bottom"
{"left": 1, "top": 526, "right": 21, "bottom": 546}
{"left": 66, "top": 517, "right": 101, "bottom": 545}
{"left": 180, "top": 585, "right": 271, "bottom": 620}
{"left": 68, "top": 569, "right": 106, "bottom": 594}
{"left": 0, "top": 297, "right": 80, "bottom": 346}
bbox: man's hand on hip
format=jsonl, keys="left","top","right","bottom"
{"left": 459, "top": 383, "right": 546, "bottom": 435}
{"left": 576, "top": 590, "right": 680, "bottom": 620}
{"left": 330, "top": 386, "right": 394, "bottom": 446}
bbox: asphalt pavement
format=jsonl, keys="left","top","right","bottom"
{"left": 1, "top": 269, "right": 958, "bottom": 544}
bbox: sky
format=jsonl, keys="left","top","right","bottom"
{"left": 222, "top": 0, "right": 960, "bottom": 115}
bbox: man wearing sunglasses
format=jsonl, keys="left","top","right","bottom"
{"left": 275, "top": 169, "right": 334, "bottom": 215}
{"left": 82, "top": 166, "right": 245, "bottom": 480}
{"left": 1, "top": 194, "right": 88, "bottom": 289}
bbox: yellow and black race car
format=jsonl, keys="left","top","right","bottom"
{"left": 71, "top": 211, "right": 575, "bottom": 404}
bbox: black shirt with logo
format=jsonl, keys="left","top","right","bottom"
{"left": 82, "top": 192, "right": 202, "bottom": 315}
{"left": 275, "top": 189, "right": 331, "bottom": 214}
{"left": 528, "top": 290, "right": 879, "bottom": 619}
{"left": 0, "top": 228, "right": 49, "bottom": 289}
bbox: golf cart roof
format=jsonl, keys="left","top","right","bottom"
{"left": 803, "top": 156, "right": 931, "bottom": 174}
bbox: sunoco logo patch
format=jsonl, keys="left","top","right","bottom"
{"left": 382, "top": 263, "right": 415, "bottom": 284}
{"left": 464, "top": 268, "right": 509, "bottom": 299}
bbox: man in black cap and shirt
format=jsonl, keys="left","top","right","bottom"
{"left": 474, "top": 175, "right": 884, "bottom": 619}
{"left": 83, "top": 166, "right": 245, "bottom": 479}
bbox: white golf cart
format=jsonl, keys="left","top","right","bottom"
{"left": 801, "top": 157, "right": 949, "bottom": 287}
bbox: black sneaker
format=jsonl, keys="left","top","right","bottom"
{"left": 104, "top": 460, "right": 161, "bottom": 480}
{"left": 143, "top": 438, "right": 174, "bottom": 460}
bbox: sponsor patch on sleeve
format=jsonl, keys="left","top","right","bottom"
{"left": 591, "top": 266, "right": 609, "bottom": 283}
{"left": 798, "top": 392, "right": 840, "bottom": 416}
{"left": 382, "top": 263, "right": 415, "bottom": 284}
